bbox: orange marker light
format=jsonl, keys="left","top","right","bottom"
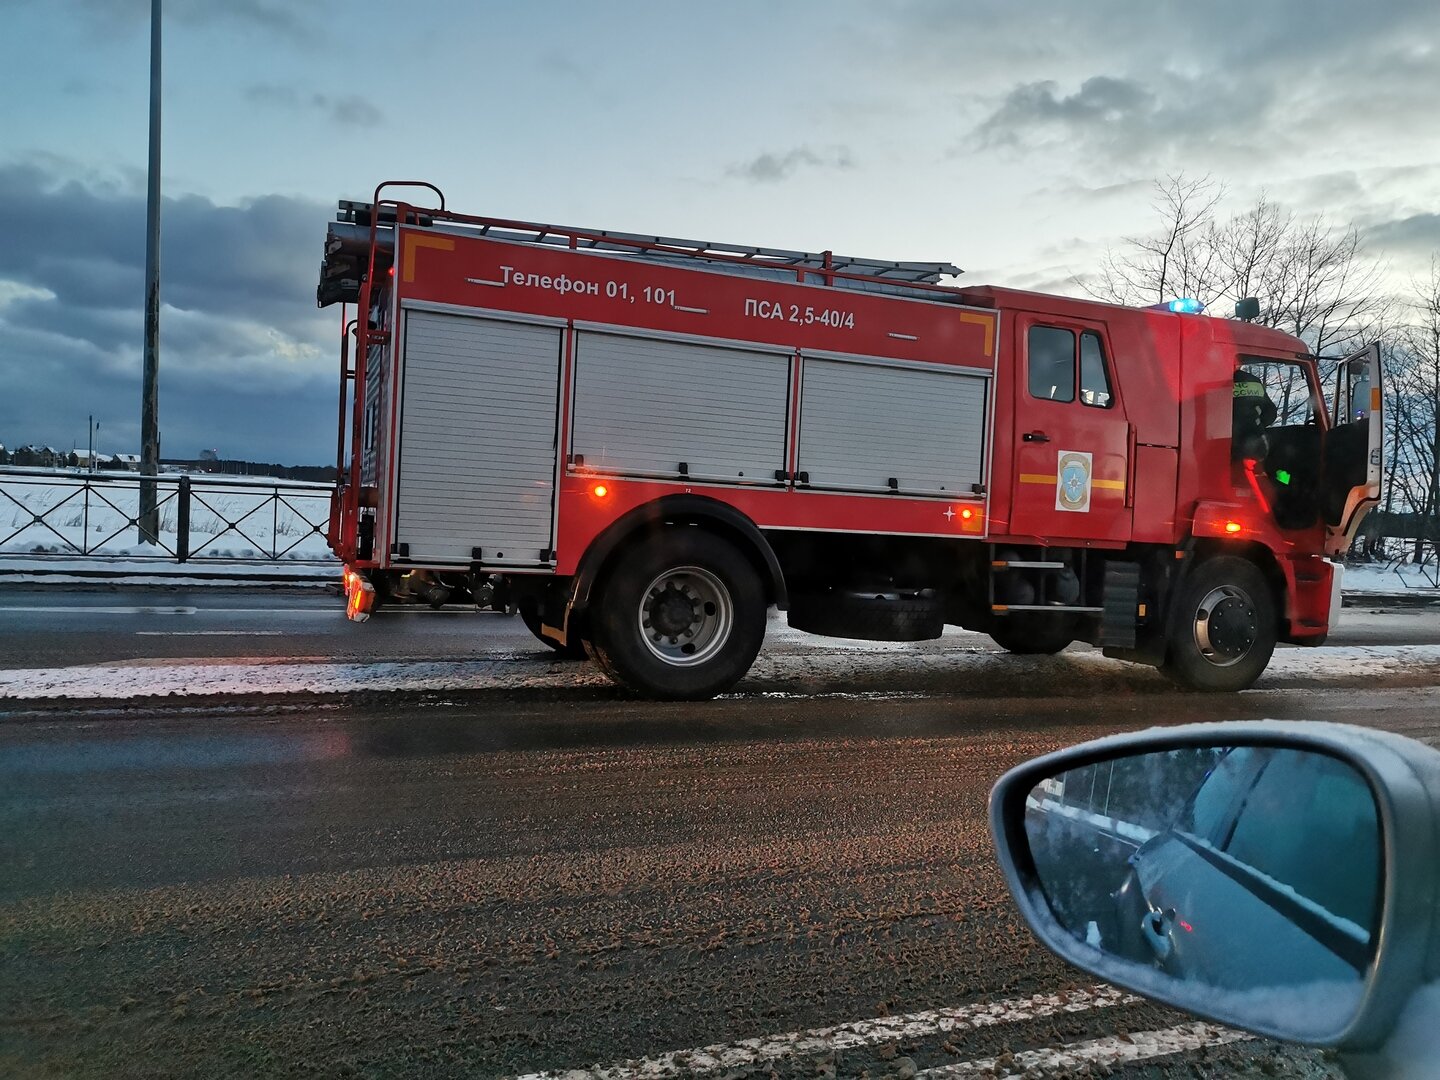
{"left": 961, "top": 508, "right": 973, "bottom": 521}
{"left": 592, "top": 484, "right": 609, "bottom": 498}
{"left": 1224, "top": 521, "right": 1243, "bottom": 534}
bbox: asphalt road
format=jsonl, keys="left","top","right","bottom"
{"left": 0, "top": 585, "right": 1437, "bottom": 669}
{"left": 8, "top": 684, "right": 1440, "bottom": 1079}
{"left": 4, "top": 586, "right": 1436, "bottom": 1077}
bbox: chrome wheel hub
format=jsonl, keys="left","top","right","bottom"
{"left": 1192, "top": 585, "right": 1258, "bottom": 667}
{"left": 638, "top": 566, "right": 733, "bottom": 667}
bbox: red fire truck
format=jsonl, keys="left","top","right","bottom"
{"left": 318, "top": 182, "right": 1384, "bottom": 699}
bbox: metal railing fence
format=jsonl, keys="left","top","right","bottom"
{"left": 0, "top": 467, "right": 335, "bottom": 564}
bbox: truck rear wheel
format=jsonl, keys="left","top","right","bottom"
{"left": 588, "top": 531, "right": 767, "bottom": 700}
{"left": 517, "top": 598, "right": 589, "bottom": 661}
{"left": 1162, "top": 556, "right": 1277, "bottom": 692}
{"left": 988, "top": 613, "right": 1074, "bottom": 655}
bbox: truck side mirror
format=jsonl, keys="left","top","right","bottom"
{"left": 990, "top": 721, "right": 1440, "bottom": 1066}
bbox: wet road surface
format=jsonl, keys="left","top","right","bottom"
{"left": 1, "top": 585, "right": 1437, "bottom": 669}
{"left": 7, "top": 685, "right": 1435, "bottom": 1078}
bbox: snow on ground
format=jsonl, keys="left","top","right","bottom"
{"left": 0, "top": 469, "right": 333, "bottom": 564}
{"left": 4, "top": 633, "right": 1440, "bottom": 703}
{"left": 1342, "top": 561, "right": 1440, "bottom": 594}
{"left": 0, "top": 555, "right": 338, "bottom": 583}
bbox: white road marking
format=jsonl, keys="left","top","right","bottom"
{"left": 916, "top": 1020, "right": 1250, "bottom": 1077}
{"left": 0, "top": 605, "right": 198, "bottom": 615}
{"left": 509, "top": 985, "right": 1139, "bottom": 1080}
{"left": 133, "top": 631, "right": 286, "bottom": 636}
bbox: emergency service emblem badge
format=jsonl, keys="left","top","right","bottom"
{"left": 1055, "top": 451, "right": 1092, "bottom": 513}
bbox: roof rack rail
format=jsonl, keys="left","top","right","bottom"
{"left": 335, "top": 200, "right": 961, "bottom": 284}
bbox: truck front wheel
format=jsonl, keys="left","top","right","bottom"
{"left": 1162, "top": 556, "right": 1277, "bottom": 692}
{"left": 588, "top": 531, "right": 766, "bottom": 700}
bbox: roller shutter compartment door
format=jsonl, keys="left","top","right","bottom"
{"left": 394, "top": 311, "right": 561, "bottom": 565}
{"left": 798, "top": 357, "right": 988, "bottom": 495}
{"left": 571, "top": 331, "right": 789, "bottom": 483}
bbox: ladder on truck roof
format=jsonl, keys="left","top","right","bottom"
{"left": 320, "top": 199, "right": 963, "bottom": 308}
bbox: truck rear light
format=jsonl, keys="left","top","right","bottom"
{"left": 343, "top": 565, "right": 376, "bottom": 622}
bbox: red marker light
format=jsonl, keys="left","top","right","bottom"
{"left": 592, "top": 484, "right": 609, "bottom": 498}
{"left": 961, "top": 508, "right": 973, "bottom": 521}
{"left": 1179, "top": 919, "right": 1194, "bottom": 933}
{"left": 1224, "top": 521, "right": 1243, "bottom": 534}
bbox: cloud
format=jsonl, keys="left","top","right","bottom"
{"left": 244, "top": 84, "right": 384, "bottom": 128}
{"left": 974, "top": 76, "right": 1155, "bottom": 148}
{"left": 728, "top": 146, "right": 856, "bottom": 183}
{"left": 1363, "top": 213, "right": 1440, "bottom": 262}
{"left": 967, "top": 72, "right": 1282, "bottom": 168}
{"left": 68, "top": 0, "right": 315, "bottom": 44}
{"left": 881, "top": 1, "right": 1440, "bottom": 181}
{"left": 0, "top": 162, "right": 336, "bottom": 463}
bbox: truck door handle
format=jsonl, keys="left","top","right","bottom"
{"left": 1023, "top": 431, "right": 1050, "bottom": 443}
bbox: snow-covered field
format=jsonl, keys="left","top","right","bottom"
{"left": 0, "top": 469, "right": 334, "bottom": 565}
{"left": 1344, "top": 561, "right": 1440, "bottom": 593}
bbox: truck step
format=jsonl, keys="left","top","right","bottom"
{"left": 1099, "top": 562, "right": 1142, "bottom": 649}
{"left": 992, "top": 604, "right": 1103, "bottom": 614}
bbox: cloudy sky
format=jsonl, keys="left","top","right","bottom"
{"left": 3, "top": 0, "right": 1438, "bottom": 464}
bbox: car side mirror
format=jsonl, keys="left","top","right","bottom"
{"left": 990, "top": 721, "right": 1440, "bottom": 1066}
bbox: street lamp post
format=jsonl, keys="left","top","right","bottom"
{"left": 138, "top": 0, "right": 162, "bottom": 543}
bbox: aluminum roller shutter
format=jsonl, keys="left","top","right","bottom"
{"left": 572, "top": 331, "right": 789, "bottom": 482}
{"left": 395, "top": 311, "right": 560, "bottom": 565}
{"left": 798, "top": 356, "right": 988, "bottom": 495}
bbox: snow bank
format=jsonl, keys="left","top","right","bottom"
{"left": 5, "top": 640, "right": 1440, "bottom": 703}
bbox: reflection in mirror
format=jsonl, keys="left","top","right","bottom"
{"left": 1346, "top": 359, "right": 1374, "bottom": 423}
{"left": 1024, "top": 746, "right": 1383, "bottom": 1038}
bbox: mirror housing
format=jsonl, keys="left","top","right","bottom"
{"left": 990, "top": 721, "right": 1440, "bottom": 1053}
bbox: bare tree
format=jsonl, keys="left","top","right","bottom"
{"left": 1091, "top": 174, "right": 1225, "bottom": 306}
{"left": 1088, "top": 175, "right": 1391, "bottom": 356}
{"left": 1390, "top": 260, "right": 1440, "bottom": 563}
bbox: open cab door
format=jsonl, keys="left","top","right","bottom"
{"left": 1325, "top": 342, "right": 1383, "bottom": 556}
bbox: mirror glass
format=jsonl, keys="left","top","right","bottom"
{"left": 1023, "top": 745, "right": 1383, "bottom": 1039}
{"left": 1346, "top": 358, "right": 1374, "bottom": 423}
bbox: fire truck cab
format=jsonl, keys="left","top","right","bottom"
{"left": 319, "top": 184, "right": 1384, "bottom": 700}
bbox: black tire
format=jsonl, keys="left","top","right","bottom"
{"left": 588, "top": 530, "right": 766, "bottom": 700}
{"left": 1161, "top": 556, "right": 1277, "bottom": 692}
{"left": 787, "top": 589, "right": 942, "bottom": 641}
{"left": 988, "top": 613, "right": 1074, "bottom": 655}
{"left": 517, "top": 598, "right": 589, "bottom": 661}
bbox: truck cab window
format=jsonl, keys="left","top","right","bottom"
{"left": 1079, "top": 332, "right": 1112, "bottom": 408}
{"left": 1028, "top": 326, "right": 1075, "bottom": 402}
{"left": 1235, "top": 356, "right": 1326, "bottom": 529}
